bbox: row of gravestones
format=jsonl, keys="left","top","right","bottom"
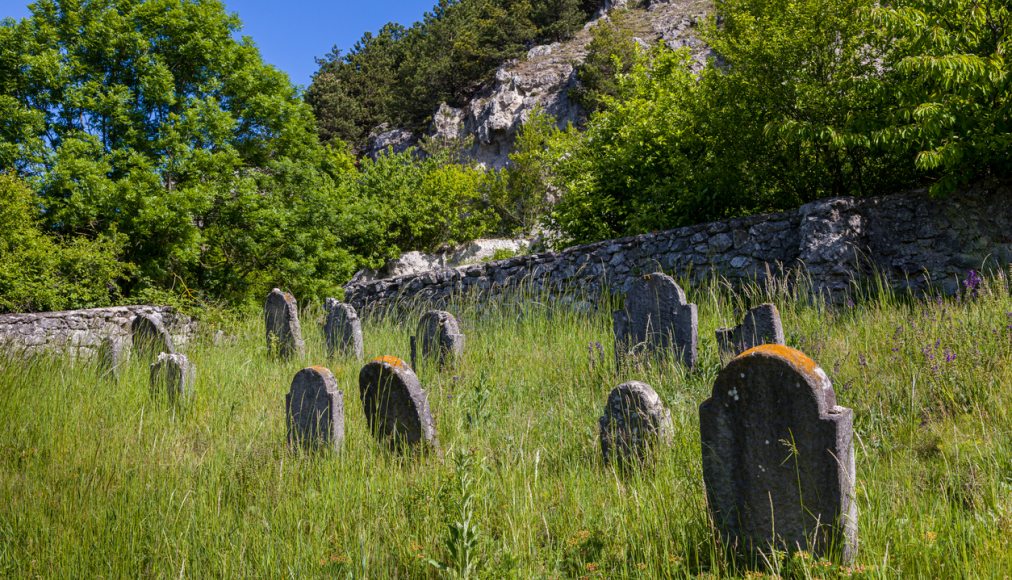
{"left": 267, "top": 283, "right": 856, "bottom": 564}
{"left": 95, "top": 313, "right": 197, "bottom": 404}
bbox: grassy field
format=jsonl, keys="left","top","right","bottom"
{"left": 1, "top": 271, "right": 1011, "bottom": 578}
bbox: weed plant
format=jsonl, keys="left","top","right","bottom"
{"left": 1, "top": 269, "right": 1010, "bottom": 577}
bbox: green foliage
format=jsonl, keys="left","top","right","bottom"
{"left": 0, "top": 174, "right": 130, "bottom": 313}
{"left": 306, "top": 0, "right": 604, "bottom": 151}
{"left": 571, "top": 10, "right": 643, "bottom": 114}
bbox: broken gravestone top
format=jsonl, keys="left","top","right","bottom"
{"left": 324, "top": 301, "right": 363, "bottom": 360}
{"left": 699, "top": 344, "right": 857, "bottom": 563}
{"left": 286, "top": 366, "right": 344, "bottom": 451}
{"left": 416, "top": 310, "right": 464, "bottom": 368}
{"left": 358, "top": 356, "right": 438, "bottom": 453}
{"left": 131, "top": 313, "right": 174, "bottom": 361}
{"left": 599, "top": 381, "right": 673, "bottom": 467}
{"left": 149, "top": 352, "right": 195, "bottom": 404}
{"left": 613, "top": 272, "right": 697, "bottom": 369}
{"left": 264, "top": 288, "right": 305, "bottom": 359}
{"left": 716, "top": 303, "right": 786, "bottom": 359}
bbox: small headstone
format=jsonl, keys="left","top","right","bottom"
{"left": 416, "top": 310, "right": 465, "bottom": 368}
{"left": 150, "top": 352, "right": 195, "bottom": 403}
{"left": 97, "top": 336, "right": 126, "bottom": 378}
{"left": 358, "top": 356, "right": 438, "bottom": 452}
{"left": 599, "top": 381, "right": 673, "bottom": 467}
{"left": 324, "top": 297, "right": 339, "bottom": 315}
{"left": 286, "top": 366, "right": 344, "bottom": 451}
{"left": 324, "top": 302, "right": 363, "bottom": 360}
{"left": 699, "top": 345, "right": 857, "bottom": 562}
{"left": 264, "top": 288, "right": 305, "bottom": 359}
{"left": 613, "top": 272, "right": 697, "bottom": 369}
{"left": 716, "top": 303, "right": 785, "bottom": 359}
{"left": 131, "top": 314, "right": 174, "bottom": 360}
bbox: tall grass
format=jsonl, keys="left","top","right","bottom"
{"left": 1, "top": 269, "right": 1010, "bottom": 577}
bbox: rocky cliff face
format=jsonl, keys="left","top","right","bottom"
{"left": 367, "top": 0, "right": 713, "bottom": 167}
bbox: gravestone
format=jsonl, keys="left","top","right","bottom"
{"left": 716, "top": 303, "right": 786, "bottom": 359}
{"left": 131, "top": 313, "right": 174, "bottom": 360}
{"left": 416, "top": 310, "right": 465, "bottom": 368}
{"left": 324, "top": 297, "right": 339, "bottom": 316}
{"left": 699, "top": 345, "right": 857, "bottom": 562}
{"left": 97, "top": 336, "right": 126, "bottom": 378}
{"left": 150, "top": 352, "right": 195, "bottom": 403}
{"left": 324, "top": 302, "right": 363, "bottom": 360}
{"left": 264, "top": 288, "right": 305, "bottom": 359}
{"left": 358, "top": 356, "right": 438, "bottom": 452}
{"left": 613, "top": 272, "right": 697, "bottom": 369}
{"left": 286, "top": 366, "right": 344, "bottom": 451}
{"left": 599, "top": 381, "right": 673, "bottom": 467}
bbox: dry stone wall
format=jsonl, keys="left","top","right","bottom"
{"left": 344, "top": 184, "right": 1012, "bottom": 312}
{"left": 0, "top": 306, "right": 195, "bottom": 360}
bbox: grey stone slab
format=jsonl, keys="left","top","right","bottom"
{"left": 699, "top": 345, "right": 857, "bottom": 562}
{"left": 416, "top": 310, "right": 464, "bottom": 368}
{"left": 613, "top": 272, "right": 697, "bottom": 369}
{"left": 149, "top": 352, "right": 195, "bottom": 403}
{"left": 324, "top": 302, "right": 363, "bottom": 360}
{"left": 286, "top": 366, "right": 344, "bottom": 451}
{"left": 599, "top": 381, "right": 673, "bottom": 467}
{"left": 131, "top": 314, "right": 174, "bottom": 360}
{"left": 716, "top": 303, "right": 786, "bottom": 359}
{"left": 358, "top": 356, "right": 438, "bottom": 453}
{"left": 97, "top": 336, "right": 126, "bottom": 379}
{"left": 264, "top": 288, "right": 305, "bottom": 359}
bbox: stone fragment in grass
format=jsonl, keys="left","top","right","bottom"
{"left": 149, "top": 352, "right": 195, "bottom": 403}
{"left": 599, "top": 381, "right": 673, "bottom": 467}
{"left": 286, "top": 366, "right": 344, "bottom": 451}
{"left": 416, "top": 310, "right": 464, "bottom": 368}
{"left": 97, "top": 336, "right": 126, "bottom": 379}
{"left": 700, "top": 345, "right": 857, "bottom": 563}
{"left": 324, "top": 301, "right": 363, "bottom": 360}
{"left": 359, "top": 356, "right": 438, "bottom": 453}
{"left": 613, "top": 272, "right": 697, "bottom": 369}
{"left": 715, "top": 303, "right": 785, "bottom": 359}
{"left": 131, "top": 313, "right": 174, "bottom": 361}
{"left": 264, "top": 288, "right": 305, "bottom": 359}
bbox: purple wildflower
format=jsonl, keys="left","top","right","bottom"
{"left": 858, "top": 354, "right": 868, "bottom": 367}
{"left": 963, "top": 270, "right": 982, "bottom": 296}
{"left": 944, "top": 349, "right": 956, "bottom": 363}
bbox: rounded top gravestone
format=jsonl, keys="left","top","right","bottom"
{"left": 613, "top": 272, "right": 698, "bottom": 369}
{"left": 699, "top": 344, "right": 857, "bottom": 563}
{"left": 131, "top": 313, "right": 174, "bottom": 360}
{"left": 599, "top": 381, "right": 673, "bottom": 467}
{"left": 416, "top": 310, "right": 464, "bottom": 368}
{"left": 264, "top": 288, "right": 305, "bottom": 359}
{"left": 358, "top": 356, "right": 438, "bottom": 453}
{"left": 286, "top": 366, "right": 344, "bottom": 451}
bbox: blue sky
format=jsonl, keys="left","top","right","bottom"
{"left": 1, "top": 0, "right": 436, "bottom": 88}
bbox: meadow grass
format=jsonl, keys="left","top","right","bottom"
{"left": 1, "top": 270, "right": 1010, "bottom": 578}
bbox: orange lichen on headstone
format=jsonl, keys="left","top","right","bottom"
{"left": 736, "top": 344, "right": 821, "bottom": 378}
{"left": 310, "top": 365, "right": 330, "bottom": 374}
{"left": 373, "top": 355, "right": 405, "bottom": 368}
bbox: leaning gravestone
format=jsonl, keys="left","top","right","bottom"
{"left": 150, "top": 352, "right": 195, "bottom": 403}
{"left": 699, "top": 345, "right": 857, "bottom": 562}
{"left": 324, "top": 302, "right": 363, "bottom": 360}
{"left": 613, "top": 272, "right": 697, "bottom": 369}
{"left": 358, "top": 356, "right": 438, "bottom": 452}
{"left": 97, "top": 336, "right": 126, "bottom": 379}
{"left": 415, "top": 310, "right": 465, "bottom": 368}
{"left": 286, "top": 366, "right": 344, "bottom": 451}
{"left": 264, "top": 288, "right": 305, "bottom": 359}
{"left": 131, "top": 313, "right": 174, "bottom": 361}
{"left": 715, "top": 303, "right": 786, "bottom": 359}
{"left": 599, "top": 381, "right": 673, "bottom": 467}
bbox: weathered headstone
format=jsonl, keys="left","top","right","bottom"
{"left": 613, "top": 272, "right": 697, "bottom": 369}
{"left": 150, "top": 352, "right": 195, "bottom": 403}
{"left": 716, "top": 303, "right": 786, "bottom": 359}
{"left": 286, "top": 366, "right": 344, "bottom": 451}
{"left": 699, "top": 345, "right": 857, "bottom": 562}
{"left": 324, "top": 302, "right": 363, "bottom": 360}
{"left": 358, "top": 356, "right": 438, "bottom": 452}
{"left": 97, "top": 336, "right": 126, "bottom": 378}
{"left": 131, "top": 313, "right": 174, "bottom": 360}
{"left": 264, "top": 288, "right": 305, "bottom": 359}
{"left": 416, "top": 310, "right": 465, "bottom": 368}
{"left": 599, "top": 381, "right": 673, "bottom": 467}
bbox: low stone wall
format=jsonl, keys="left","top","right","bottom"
{"left": 345, "top": 183, "right": 1012, "bottom": 312}
{"left": 0, "top": 305, "right": 196, "bottom": 359}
